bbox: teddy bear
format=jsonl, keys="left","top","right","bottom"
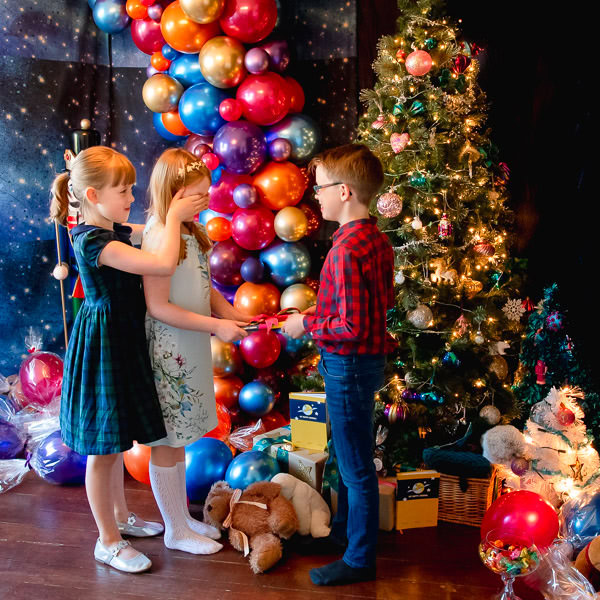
{"left": 576, "top": 537, "right": 600, "bottom": 591}
{"left": 203, "top": 480, "right": 299, "bottom": 573}
{"left": 271, "top": 473, "right": 331, "bottom": 538}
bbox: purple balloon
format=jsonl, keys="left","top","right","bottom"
{"left": 0, "top": 419, "right": 24, "bottom": 459}
{"left": 184, "top": 133, "right": 214, "bottom": 156}
{"left": 209, "top": 239, "right": 251, "bottom": 286}
{"left": 213, "top": 121, "right": 267, "bottom": 175}
{"left": 244, "top": 47, "right": 270, "bottom": 74}
{"left": 147, "top": 64, "right": 160, "bottom": 78}
{"left": 31, "top": 430, "right": 87, "bottom": 486}
{"left": 241, "top": 257, "right": 264, "bottom": 283}
{"left": 233, "top": 183, "right": 258, "bottom": 208}
{"left": 147, "top": 4, "right": 163, "bottom": 21}
{"left": 259, "top": 40, "right": 290, "bottom": 73}
{"left": 211, "top": 279, "right": 238, "bottom": 304}
{"left": 268, "top": 138, "right": 292, "bottom": 162}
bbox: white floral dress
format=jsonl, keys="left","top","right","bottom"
{"left": 142, "top": 216, "right": 217, "bottom": 447}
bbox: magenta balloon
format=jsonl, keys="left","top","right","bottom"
{"left": 209, "top": 170, "right": 253, "bottom": 213}
{"left": 236, "top": 73, "right": 290, "bottom": 126}
{"left": 219, "top": 0, "right": 277, "bottom": 44}
{"left": 244, "top": 47, "right": 270, "bottom": 74}
{"left": 259, "top": 40, "right": 290, "bottom": 73}
{"left": 231, "top": 206, "right": 275, "bottom": 251}
{"left": 19, "top": 352, "right": 63, "bottom": 408}
{"left": 184, "top": 133, "right": 213, "bottom": 155}
{"left": 131, "top": 17, "right": 165, "bottom": 55}
{"left": 240, "top": 330, "right": 281, "bottom": 368}
{"left": 209, "top": 239, "right": 251, "bottom": 286}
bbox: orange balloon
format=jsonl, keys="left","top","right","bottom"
{"left": 123, "top": 442, "right": 151, "bottom": 485}
{"left": 161, "top": 110, "right": 191, "bottom": 136}
{"left": 126, "top": 0, "right": 148, "bottom": 19}
{"left": 234, "top": 281, "right": 280, "bottom": 315}
{"left": 253, "top": 161, "right": 307, "bottom": 210}
{"left": 151, "top": 51, "right": 171, "bottom": 71}
{"left": 213, "top": 375, "right": 244, "bottom": 409}
{"left": 206, "top": 216, "right": 232, "bottom": 241}
{"left": 161, "top": 2, "right": 221, "bottom": 54}
{"left": 203, "top": 401, "right": 232, "bottom": 441}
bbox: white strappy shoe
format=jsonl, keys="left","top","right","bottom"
{"left": 94, "top": 539, "right": 152, "bottom": 573}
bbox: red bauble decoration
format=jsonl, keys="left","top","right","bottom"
{"left": 556, "top": 404, "right": 576, "bottom": 426}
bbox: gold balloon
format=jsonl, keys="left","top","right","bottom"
{"left": 234, "top": 282, "right": 280, "bottom": 316}
{"left": 280, "top": 283, "right": 316, "bottom": 312}
{"left": 199, "top": 36, "right": 246, "bottom": 89}
{"left": 211, "top": 337, "right": 242, "bottom": 376}
{"left": 180, "top": 0, "right": 225, "bottom": 23}
{"left": 142, "top": 74, "right": 183, "bottom": 113}
{"left": 274, "top": 206, "right": 308, "bottom": 242}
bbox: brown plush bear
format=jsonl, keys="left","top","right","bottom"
{"left": 575, "top": 537, "right": 600, "bottom": 590}
{"left": 203, "top": 480, "right": 299, "bottom": 573}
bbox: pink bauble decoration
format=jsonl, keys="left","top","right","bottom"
{"left": 231, "top": 206, "right": 275, "bottom": 250}
{"left": 390, "top": 132, "right": 410, "bottom": 153}
{"left": 19, "top": 352, "right": 64, "bottom": 408}
{"left": 405, "top": 50, "right": 433, "bottom": 76}
{"left": 377, "top": 193, "right": 403, "bottom": 218}
{"left": 240, "top": 330, "right": 281, "bottom": 368}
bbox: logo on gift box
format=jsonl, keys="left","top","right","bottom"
{"left": 291, "top": 400, "right": 325, "bottom": 423}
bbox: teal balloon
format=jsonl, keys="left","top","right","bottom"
{"left": 278, "top": 331, "right": 315, "bottom": 357}
{"left": 179, "top": 83, "right": 229, "bottom": 136}
{"left": 93, "top": 0, "right": 130, "bottom": 34}
{"left": 225, "top": 451, "right": 280, "bottom": 489}
{"left": 259, "top": 241, "right": 311, "bottom": 286}
{"left": 169, "top": 54, "right": 206, "bottom": 88}
{"left": 185, "top": 438, "right": 233, "bottom": 502}
{"left": 265, "top": 114, "right": 321, "bottom": 163}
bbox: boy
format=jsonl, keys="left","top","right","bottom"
{"left": 282, "top": 144, "right": 396, "bottom": 586}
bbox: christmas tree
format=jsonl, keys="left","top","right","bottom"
{"left": 513, "top": 284, "right": 600, "bottom": 444}
{"left": 357, "top": 0, "right": 526, "bottom": 469}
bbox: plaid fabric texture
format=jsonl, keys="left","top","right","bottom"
{"left": 304, "top": 217, "right": 397, "bottom": 355}
{"left": 60, "top": 224, "right": 167, "bottom": 455}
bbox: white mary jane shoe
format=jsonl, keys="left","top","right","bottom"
{"left": 94, "top": 539, "right": 152, "bottom": 573}
{"left": 117, "top": 512, "right": 164, "bottom": 537}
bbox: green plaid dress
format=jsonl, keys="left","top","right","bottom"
{"left": 60, "top": 224, "right": 167, "bottom": 455}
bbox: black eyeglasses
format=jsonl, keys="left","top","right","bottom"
{"left": 313, "top": 182, "right": 351, "bottom": 195}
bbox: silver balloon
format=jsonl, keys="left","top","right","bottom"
{"left": 265, "top": 114, "right": 321, "bottom": 164}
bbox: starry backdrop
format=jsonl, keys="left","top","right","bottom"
{"left": 0, "top": 0, "right": 358, "bottom": 375}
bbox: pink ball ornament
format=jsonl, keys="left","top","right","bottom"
{"left": 510, "top": 457, "right": 530, "bottom": 476}
{"left": 377, "top": 193, "right": 403, "bottom": 218}
{"left": 219, "top": 98, "right": 243, "bottom": 122}
{"left": 19, "top": 352, "right": 64, "bottom": 409}
{"left": 240, "top": 330, "right": 281, "bottom": 368}
{"left": 405, "top": 50, "right": 433, "bottom": 76}
{"left": 202, "top": 152, "right": 220, "bottom": 170}
{"left": 231, "top": 206, "right": 275, "bottom": 251}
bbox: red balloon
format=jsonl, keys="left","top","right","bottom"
{"left": 480, "top": 490, "right": 559, "bottom": 550}
{"left": 236, "top": 73, "right": 290, "bottom": 126}
{"left": 161, "top": 110, "right": 191, "bottom": 136}
{"left": 214, "top": 375, "right": 244, "bottom": 409}
{"left": 131, "top": 17, "right": 165, "bottom": 55}
{"left": 151, "top": 50, "right": 171, "bottom": 71}
{"left": 206, "top": 216, "right": 232, "bottom": 241}
{"left": 231, "top": 206, "right": 275, "bottom": 250}
{"left": 219, "top": 0, "right": 277, "bottom": 44}
{"left": 124, "top": 442, "right": 151, "bottom": 485}
{"left": 240, "top": 330, "right": 281, "bottom": 368}
{"left": 219, "top": 98, "right": 243, "bottom": 121}
{"left": 209, "top": 170, "right": 253, "bottom": 213}
{"left": 202, "top": 152, "right": 220, "bottom": 170}
{"left": 284, "top": 76, "right": 305, "bottom": 113}
{"left": 204, "top": 402, "right": 232, "bottom": 441}
{"left": 19, "top": 351, "right": 63, "bottom": 408}
{"left": 297, "top": 201, "right": 322, "bottom": 236}
{"left": 261, "top": 410, "right": 289, "bottom": 431}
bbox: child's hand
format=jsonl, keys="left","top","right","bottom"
{"left": 168, "top": 188, "right": 209, "bottom": 222}
{"left": 281, "top": 313, "right": 306, "bottom": 339}
{"left": 215, "top": 320, "right": 248, "bottom": 343}
{"left": 302, "top": 305, "right": 316, "bottom": 316}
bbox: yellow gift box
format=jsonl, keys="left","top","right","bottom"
{"left": 395, "top": 470, "right": 440, "bottom": 530}
{"left": 289, "top": 392, "right": 328, "bottom": 452}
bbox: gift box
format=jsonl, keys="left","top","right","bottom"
{"left": 379, "top": 477, "right": 397, "bottom": 532}
{"left": 289, "top": 392, "right": 328, "bottom": 452}
{"left": 395, "top": 470, "right": 440, "bottom": 530}
{"left": 253, "top": 426, "right": 328, "bottom": 491}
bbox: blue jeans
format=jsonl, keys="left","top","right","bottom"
{"left": 318, "top": 350, "right": 385, "bottom": 569}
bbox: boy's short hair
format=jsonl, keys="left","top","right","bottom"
{"left": 309, "top": 143, "right": 384, "bottom": 206}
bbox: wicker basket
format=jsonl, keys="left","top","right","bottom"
{"left": 438, "top": 467, "right": 499, "bottom": 527}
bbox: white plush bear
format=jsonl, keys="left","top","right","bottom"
{"left": 271, "top": 473, "right": 331, "bottom": 538}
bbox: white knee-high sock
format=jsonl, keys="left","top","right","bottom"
{"left": 176, "top": 461, "right": 221, "bottom": 540}
{"left": 149, "top": 463, "right": 222, "bottom": 555}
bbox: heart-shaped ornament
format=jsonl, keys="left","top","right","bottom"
{"left": 390, "top": 132, "right": 410, "bottom": 153}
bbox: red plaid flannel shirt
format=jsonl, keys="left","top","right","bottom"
{"left": 303, "top": 217, "right": 397, "bottom": 355}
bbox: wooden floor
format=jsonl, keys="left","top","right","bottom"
{"left": 0, "top": 475, "right": 543, "bottom": 600}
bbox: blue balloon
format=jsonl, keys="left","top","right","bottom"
{"left": 199, "top": 208, "right": 233, "bottom": 227}
{"left": 277, "top": 331, "right": 315, "bottom": 357}
{"left": 266, "top": 114, "right": 321, "bottom": 164}
{"left": 185, "top": 437, "right": 233, "bottom": 502}
{"left": 88, "top": 0, "right": 97, "bottom": 8}
{"left": 564, "top": 492, "right": 600, "bottom": 541}
{"left": 93, "top": 0, "right": 130, "bottom": 34}
{"left": 211, "top": 166, "right": 224, "bottom": 184}
{"left": 31, "top": 430, "right": 87, "bottom": 486}
{"left": 179, "top": 83, "right": 229, "bottom": 136}
{"left": 239, "top": 381, "right": 276, "bottom": 417}
{"left": 241, "top": 257, "right": 264, "bottom": 283}
{"left": 213, "top": 121, "right": 267, "bottom": 175}
{"left": 162, "top": 44, "right": 180, "bottom": 61}
{"left": 152, "top": 112, "right": 187, "bottom": 142}
{"left": 169, "top": 53, "right": 206, "bottom": 88}
{"left": 260, "top": 241, "right": 311, "bottom": 286}
{"left": 0, "top": 418, "right": 24, "bottom": 459}
{"left": 225, "top": 451, "right": 280, "bottom": 490}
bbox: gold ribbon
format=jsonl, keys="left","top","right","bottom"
{"left": 223, "top": 488, "right": 268, "bottom": 557}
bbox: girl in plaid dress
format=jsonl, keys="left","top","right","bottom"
{"left": 50, "top": 146, "right": 206, "bottom": 573}
{"left": 143, "top": 148, "right": 249, "bottom": 555}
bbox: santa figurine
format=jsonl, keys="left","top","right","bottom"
{"left": 535, "top": 360, "right": 547, "bottom": 385}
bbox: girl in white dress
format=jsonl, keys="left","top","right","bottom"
{"left": 143, "top": 148, "right": 249, "bottom": 555}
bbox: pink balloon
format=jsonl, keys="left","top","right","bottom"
{"left": 202, "top": 152, "right": 220, "bottom": 170}
{"left": 240, "top": 330, "right": 281, "bottom": 368}
{"left": 19, "top": 352, "right": 63, "bottom": 408}
{"left": 481, "top": 490, "right": 559, "bottom": 550}
{"left": 231, "top": 206, "right": 275, "bottom": 250}
{"left": 219, "top": 98, "right": 243, "bottom": 122}
{"left": 131, "top": 17, "right": 165, "bottom": 55}
{"left": 209, "top": 170, "right": 253, "bottom": 213}
{"left": 219, "top": 0, "right": 277, "bottom": 44}
{"left": 236, "top": 73, "right": 290, "bottom": 126}
{"left": 284, "top": 76, "right": 305, "bottom": 113}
